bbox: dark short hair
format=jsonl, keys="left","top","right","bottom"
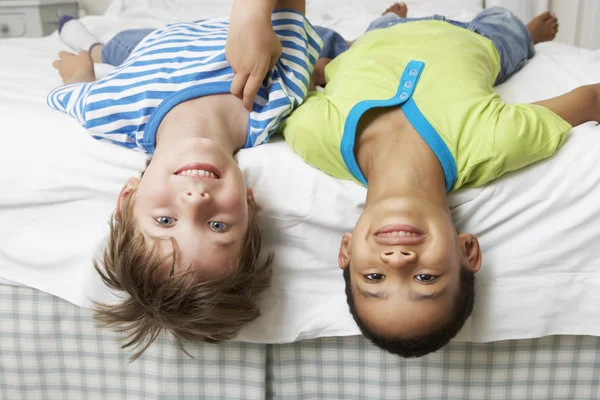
{"left": 343, "top": 264, "right": 475, "bottom": 358}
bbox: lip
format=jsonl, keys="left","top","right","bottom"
{"left": 174, "top": 163, "right": 222, "bottom": 179}
{"left": 373, "top": 224, "right": 426, "bottom": 246}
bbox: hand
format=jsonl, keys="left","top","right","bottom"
{"left": 52, "top": 51, "right": 95, "bottom": 84}
{"left": 226, "top": 3, "right": 282, "bottom": 110}
{"left": 310, "top": 58, "right": 332, "bottom": 89}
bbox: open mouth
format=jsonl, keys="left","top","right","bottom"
{"left": 174, "top": 163, "right": 221, "bottom": 179}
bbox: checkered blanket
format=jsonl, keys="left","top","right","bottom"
{"left": 1, "top": 285, "right": 599, "bottom": 399}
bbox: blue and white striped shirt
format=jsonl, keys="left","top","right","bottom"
{"left": 47, "top": 11, "right": 323, "bottom": 154}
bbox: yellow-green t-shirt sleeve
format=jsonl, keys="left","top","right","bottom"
{"left": 490, "top": 103, "right": 572, "bottom": 184}
{"left": 279, "top": 91, "right": 358, "bottom": 183}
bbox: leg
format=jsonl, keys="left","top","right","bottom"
{"left": 534, "top": 84, "right": 600, "bottom": 127}
{"left": 467, "top": 7, "right": 558, "bottom": 85}
{"left": 365, "top": 2, "right": 408, "bottom": 33}
{"left": 100, "top": 29, "right": 154, "bottom": 66}
{"left": 90, "top": 44, "right": 103, "bottom": 63}
{"left": 314, "top": 26, "right": 350, "bottom": 59}
{"left": 526, "top": 12, "right": 559, "bottom": 44}
{"left": 57, "top": 15, "right": 100, "bottom": 53}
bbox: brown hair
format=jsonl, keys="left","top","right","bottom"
{"left": 93, "top": 189, "right": 273, "bottom": 361}
{"left": 343, "top": 264, "right": 475, "bottom": 358}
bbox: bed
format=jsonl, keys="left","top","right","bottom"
{"left": 2, "top": 0, "right": 600, "bottom": 398}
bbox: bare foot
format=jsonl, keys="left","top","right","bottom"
{"left": 383, "top": 2, "right": 408, "bottom": 18}
{"left": 51, "top": 50, "right": 96, "bottom": 84}
{"left": 527, "top": 11, "right": 559, "bottom": 44}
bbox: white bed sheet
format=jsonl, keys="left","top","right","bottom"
{"left": 2, "top": 0, "right": 600, "bottom": 344}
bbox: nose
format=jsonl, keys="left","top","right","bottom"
{"left": 379, "top": 249, "right": 417, "bottom": 268}
{"left": 180, "top": 190, "right": 211, "bottom": 205}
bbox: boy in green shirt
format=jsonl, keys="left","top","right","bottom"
{"left": 281, "top": 7, "right": 597, "bottom": 357}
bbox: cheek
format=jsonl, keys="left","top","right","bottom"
{"left": 220, "top": 193, "right": 248, "bottom": 218}
{"left": 351, "top": 242, "right": 374, "bottom": 269}
{"left": 137, "top": 179, "right": 172, "bottom": 205}
{"left": 220, "top": 180, "right": 248, "bottom": 212}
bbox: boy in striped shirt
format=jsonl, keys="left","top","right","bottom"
{"left": 48, "top": 0, "right": 322, "bottom": 359}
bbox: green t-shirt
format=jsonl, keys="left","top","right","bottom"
{"left": 281, "top": 20, "right": 572, "bottom": 191}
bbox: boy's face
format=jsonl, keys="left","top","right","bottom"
{"left": 338, "top": 197, "right": 481, "bottom": 337}
{"left": 117, "top": 137, "right": 251, "bottom": 280}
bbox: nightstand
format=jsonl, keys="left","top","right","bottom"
{"left": 0, "top": 0, "right": 79, "bottom": 38}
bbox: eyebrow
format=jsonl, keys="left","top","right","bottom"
{"left": 408, "top": 286, "right": 447, "bottom": 301}
{"left": 356, "top": 285, "right": 447, "bottom": 301}
{"left": 356, "top": 286, "right": 388, "bottom": 299}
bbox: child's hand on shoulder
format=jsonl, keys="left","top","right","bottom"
{"left": 226, "top": 1, "right": 282, "bottom": 111}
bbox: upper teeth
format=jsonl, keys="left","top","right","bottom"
{"left": 179, "top": 169, "right": 217, "bottom": 178}
{"left": 379, "top": 231, "right": 420, "bottom": 237}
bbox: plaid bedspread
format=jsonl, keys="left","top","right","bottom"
{"left": 1, "top": 285, "right": 599, "bottom": 399}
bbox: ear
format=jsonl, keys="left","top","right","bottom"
{"left": 246, "top": 187, "right": 255, "bottom": 203}
{"left": 115, "top": 177, "right": 140, "bottom": 218}
{"left": 338, "top": 232, "right": 353, "bottom": 270}
{"left": 246, "top": 187, "right": 261, "bottom": 212}
{"left": 457, "top": 233, "right": 482, "bottom": 273}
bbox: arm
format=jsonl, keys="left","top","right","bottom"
{"left": 310, "top": 58, "right": 332, "bottom": 90}
{"left": 533, "top": 84, "right": 600, "bottom": 127}
{"left": 274, "top": 0, "right": 305, "bottom": 13}
{"left": 226, "top": 0, "right": 306, "bottom": 110}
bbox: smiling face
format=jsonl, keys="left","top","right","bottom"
{"left": 338, "top": 197, "right": 481, "bottom": 337}
{"left": 117, "top": 137, "right": 251, "bottom": 280}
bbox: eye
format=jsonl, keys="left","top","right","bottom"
{"left": 156, "top": 216, "right": 177, "bottom": 227}
{"left": 364, "top": 273, "right": 385, "bottom": 282}
{"left": 209, "top": 221, "right": 230, "bottom": 232}
{"left": 414, "top": 274, "right": 438, "bottom": 283}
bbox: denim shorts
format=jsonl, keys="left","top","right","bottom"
{"left": 317, "top": 6, "right": 535, "bottom": 85}
{"left": 102, "top": 7, "right": 534, "bottom": 86}
{"left": 100, "top": 28, "right": 154, "bottom": 67}
{"left": 101, "top": 25, "right": 345, "bottom": 65}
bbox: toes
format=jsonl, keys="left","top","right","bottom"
{"left": 398, "top": 2, "right": 408, "bottom": 14}
{"left": 58, "top": 50, "right": 74, "bottom": 59}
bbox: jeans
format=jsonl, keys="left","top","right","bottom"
{"left": 311, "top": 6, "right": 535, "bottom": 85}
{"left": 366, "top": 6, "right": 535, "bottom": 85}
{"left": 101, "top": 25, "right": 350, "bottom": 66}
{"left": 102, "top": 7, "right": 534, "bottom": 86}
{"left": 100, "top": 28, "right": 154, "bottom": 67}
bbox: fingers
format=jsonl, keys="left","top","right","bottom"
{"left": 52, "top": 60, "right": 61, "bottom": 70}
{"left": 230, "top": 71, "right": 249, "bottom": 100}
{"left": 269, "top": 41, "right": 282, "bottom": 70}
{"left": 243, "top": 70, "right": 265, "bottom": 110}
{"left": 232, "top": 61, "right": 272, "bottom": 110}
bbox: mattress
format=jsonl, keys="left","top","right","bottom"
{"left": 1, "top": 0, "right": 600, "bottom": 346}
{"left": 1, "top": 284, "right": 599, "bottom": 399}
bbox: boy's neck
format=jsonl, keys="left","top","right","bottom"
{"left": 155, "top": 94, "right": 248, "bottom": 155}
{"left": 355, "top": 107, "right": 448, "bottom": 207}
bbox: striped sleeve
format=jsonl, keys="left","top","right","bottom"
{"left": 273, "top": 10, "right": 322, "bottom": 107}
{"left": 245, "top": 10, "right": 323, "bottom": 148}
{"left": 46, "top": 82, "right": 91, "bottom": 126}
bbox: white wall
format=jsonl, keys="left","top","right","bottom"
{"left": 78, "top": 0, "right": 113, "bottom": 16}
{"left": 550, "top": 0, "right": 600, "bottom": 49}
{"left": 486, "top": 0, "right": 600, "bottom": 49}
